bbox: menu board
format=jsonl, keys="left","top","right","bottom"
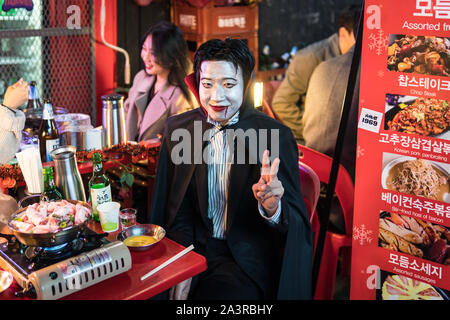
{"left": 351, "top": 0, "right": 450, "bottom": 300}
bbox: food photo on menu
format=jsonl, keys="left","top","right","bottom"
{"left": 378, "top": 211, "right": 450, "bottom": 265}
{"left": 387, "top": 34, "right": 450, "bottom": 77}
{"left": 384, "top": 94, "right": 450, "bottom": 140}
{"left": 376, "top": 270, "right": 449, "bottom": 300}
{"left": 381, "top": 152, "right": 450, "bottom": 203}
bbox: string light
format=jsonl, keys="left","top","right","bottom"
{"left": 253, "top": 81, "right": 263, "bottom": 110}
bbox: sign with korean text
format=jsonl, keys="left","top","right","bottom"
{"left": 1, "top": 0, "right": 33, "bottom": 12}
{"left": 351, "top": 0, "right": 450, "bottom": 300}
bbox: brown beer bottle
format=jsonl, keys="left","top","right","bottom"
{"left": 38, "top": 99, "right": 60, "bottom": 163}
{"left": 26, "top": 81, "right": 43, "bottom": 110}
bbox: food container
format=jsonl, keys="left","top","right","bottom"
{"left": 7, "top": 199, "right": 92, "bottom": 247}
{"left": 55, "top": 114, "right": 93, "bottom": 151}
{"left": 55, "top": 113, "right": 92, "bottom": 132}
{"left": 117, "top": 224, "right": 165, "bottom": 251}
{"left": 18, "top": 194, "right": 41, "bottom": 208}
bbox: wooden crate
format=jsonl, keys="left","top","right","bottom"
{"left": 172, "top": 0, "right": 258, "bottom": 36}
{"left": 171, "top": 0, "right": 259, "bottom": 68}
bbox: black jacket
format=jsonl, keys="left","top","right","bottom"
{"left": 149, "top": 100, "right": 313, "bottom": 299}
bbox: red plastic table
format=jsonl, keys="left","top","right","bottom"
{"left": 0, "top": 222, "right": 206, "bottom": 300}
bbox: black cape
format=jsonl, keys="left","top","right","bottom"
{"left": 149, "top": 99, "right": 313, "bottom": 299}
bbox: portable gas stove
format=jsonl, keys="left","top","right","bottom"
{"left": 0, "top": 226, "right": 131, "bottom": 300}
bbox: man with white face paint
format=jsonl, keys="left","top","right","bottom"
{"left": 150, "top": 39, "right": 313, "bottom": 300}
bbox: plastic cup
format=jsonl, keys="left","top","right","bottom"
{"left": 120, "top": 208, "right": 137, "bottom": 230}
{"left": 97, "top": 201, "right": 121, "bottom": 232}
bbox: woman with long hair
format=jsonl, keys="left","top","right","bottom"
{"left": 124, "top": 21, "right": 197, "bottom": 142}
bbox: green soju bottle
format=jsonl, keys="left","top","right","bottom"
{"left": 89, "top": 153, "right": 112, "bottom": 222}
{"left": 40, "top": 166, "right": 63, "bottom": 202}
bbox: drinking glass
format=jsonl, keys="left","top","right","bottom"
{"left": 120, "top": 208, "right": 137, "bottom": 229}
{"left": 98, "top": 201, "right": 121, "bottom": 232}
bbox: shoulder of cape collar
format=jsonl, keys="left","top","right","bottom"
{"left": 185, "top": 73, "right": 207, "bottom": 116}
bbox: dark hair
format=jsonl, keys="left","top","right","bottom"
{"left": 193, "top": 38, "right": 255, "bottom": 90}
{"left": 337, "top": 4, "right": 361, "bottom": 35}
{"left": 141, "top": 21, "right": 192, "bottom": 103}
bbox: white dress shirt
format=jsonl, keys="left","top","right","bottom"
{"left": 205, "top": 111, "right": 282, "bottom": 239}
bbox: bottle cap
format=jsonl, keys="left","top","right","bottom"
{"left": 92, "top": 152, "right": 102, "bottom": 161}
{"left": 101, "top": 94, "right": 124, "bottom": 101}
{"left": 42, "top": 166, "right": 53, "bottom": 175}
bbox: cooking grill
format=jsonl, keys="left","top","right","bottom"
{"left": 0, "top": 227, "right": 132, "bottom": 300}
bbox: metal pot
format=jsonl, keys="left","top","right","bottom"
{"left": 6, "top": 200, "right": 92, "bottom": 248}
{"left": 18, "top": 194, "right": 41, "bottom": 209}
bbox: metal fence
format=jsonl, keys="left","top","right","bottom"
{"left": 0, "top": 0, "right": 96, "bottom": 122}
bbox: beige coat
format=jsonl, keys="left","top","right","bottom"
{"left": 0, "top": 193, "right": 19, "bottom": 225}
{"left": 124, "top": 70, "right": 196, "bottom": 142}
{"left": 271, "top": 34, "right": 341, "bottom": 142}
{"left": 0, "top": 105, "right": 25, "bottom": 164}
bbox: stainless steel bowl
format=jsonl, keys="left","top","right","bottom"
{"left": 116, "top": 224, "right": 165, "bottom": 251}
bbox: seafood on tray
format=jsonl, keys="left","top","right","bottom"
{"left": 379, "top": 211, "right": 450, "bottom": 265}
{"left": 10, "top": 200, "right": 92, "bottom": 234}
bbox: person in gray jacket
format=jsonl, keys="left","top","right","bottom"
{"left": 0, "top": 79, "right": 28, "bottom": 224}
{"left": 271, "top": 5, "right": 360, "bottom": 143}
{"left": 0, "top": 79, "right": 28, "bottom": 164}
{"left": 302, "top": 46, "right": 360, "bottom": 180}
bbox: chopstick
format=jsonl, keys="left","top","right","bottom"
{"left": 140, "top": 244, "right": 194, "bottom": 281}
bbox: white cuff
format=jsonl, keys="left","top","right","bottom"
{"left": 258, "top": 200, "right": 282, "bottom": 224}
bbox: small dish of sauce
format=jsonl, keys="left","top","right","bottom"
{"left": 123, "top": 235, "right": 157, "bottom": 247}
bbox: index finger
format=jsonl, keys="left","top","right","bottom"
{"left": 261, "top": 150, "right": 270, "bottom": 178}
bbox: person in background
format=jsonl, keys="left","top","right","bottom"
{"left": 301, "top": 7, "right": 361, "bottom": 236}
{"left": 0, "top": 79, "right": 28, "bottom": 223}
{"left": 0, "top": 79, "right": 29, "bottom": 164}
{"left": 271, "top": 4, "right": 361, "bottom": 143}
{"left": 124, "top": 21, "right": 198, "bottom": 144}
{"left": 302, "top": 47, "right": 360, "bottom": 180}
{"left": 0, "top": 192, "right": 19, "bottom": 225}
{"left": 150, "top": 38, "right": 312, "bottom": 300}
